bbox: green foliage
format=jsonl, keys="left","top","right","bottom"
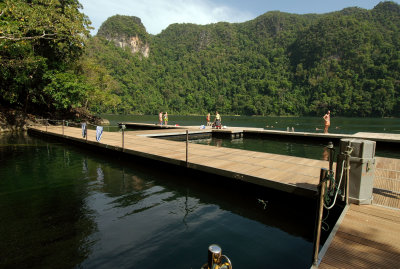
{"left": 85, "top": 1, "right": 398, "bottom": 117}
{"left": 0, "top": 0, "right": 92, "bottom": 114}
{"left": 97, "top": 15, "right": 149, "bottom": 43}
{"left": 2, "top": 1, "right": 400, "bottom": 118}
{"left": 43, "top": 71, "right": 89, "bottom": 110}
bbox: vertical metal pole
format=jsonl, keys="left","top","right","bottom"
{"left": 186, "top": 130, "right": 189, "bottom": 167}
{"left": 46, "top": 119, "right": 48, "bottom": 132}
{"left": 327, "top": 142, "right": 334, "bottom": 172}
{"left": 313, "top": 168, "right": 327, "bottom": 267}
{"left": 62, "top": 120, "right": 64, "bottom": 135}
{"left": 122, "top": 127, "right": 124, "bottom": 149}
{"left": 345, "top": 150, "right": 351, "bottom": 205}
{"left": 86, "top": 122, "right": 88, "bottom": 142}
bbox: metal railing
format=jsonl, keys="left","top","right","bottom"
{"left": 35, "top": 118, "right": 193, "bottom": 165}
{"left": 312, "top": 143, "right": 352, "bottom": 268}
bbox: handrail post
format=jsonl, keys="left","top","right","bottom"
{"left": 46, "top": 119, "right": 48, "bottom": 132}
{"left": 122, "top": 126, "right": 125, "bottom": 149}
{"left": 327, "top": 141, "right": 334, "bottom": 172}
{"left": 62, "top": 120, "right": 64, "bottom": 135}
{"left": 345, "top": 149, "right": 351, "bottom": 205}
{"left": 186, "top": 130, "right": 189, "bottom": 167}
{"left": 313, "top": 168, "right": 327, "bottom": 267}
{"left": 86, "top": 122, "right": 88, "bottom": 142}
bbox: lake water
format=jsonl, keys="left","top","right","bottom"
{"left": 104, "top": 114, "right": 400, "bottom": 134}
{"left": 104, "top": 115, "right": 400, "bottom": 160}
{"left": 0, "top": 133, "right": 318, "bottom": 269}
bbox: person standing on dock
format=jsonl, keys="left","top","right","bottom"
{"left": 215, "top": 111, "right": 221, "bottom": 129}
{"left": 164, "top": 112, "right": 168, "bottom": 126}
{"left": 323, "top": 110, "right": 331, "bottom": 133}
{"left": 159, "top": 111, "right": 163, "bottom": 125}
{"left": 206, "top": 113, "right": 211, "bottom": 126}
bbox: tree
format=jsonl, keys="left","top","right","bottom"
{"left": 0, "top": 0, "right": 91, "bottom": 113}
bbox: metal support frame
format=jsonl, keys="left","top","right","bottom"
{"left": 312, "top": 168, "right": 327, "bottom": 267}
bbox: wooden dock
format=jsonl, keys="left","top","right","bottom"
{"left": 27, "top": 124, "right": 400, "bottom": 268}
{"left": 317, "top": 156, "right": 400, "bottom": 268}
{"left": 318, "top": 204, "right": 400, "bottom": 269}
{"left": 119, "top": 122, "right": 400, "bottom": 145}
{"left": 27, "top": 125, "right": 331, "bottom": 197}
{"left": 245, "top": 129, "right": 400, "bottom": 145}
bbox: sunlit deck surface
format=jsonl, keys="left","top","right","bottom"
{"left": 120, "top": 122, "right": 400, "bottom": 145}
{"left": 319, "top": 157, "right": 400, "bottom": 269}
{"left": 318, "top": 204, "right": 400, "bottom": 269}
{"left": 27, "top": 125, "right": 331, "bottom": 197}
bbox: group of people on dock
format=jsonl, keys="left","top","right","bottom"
{"left": 206, "top": 111, "right": 222, "bottom": 129}
{"left": 157, "top": 110, "right": 331, "bottom": 133}
{"left": 158, "top": 111, "right": 168, "bottom": 126}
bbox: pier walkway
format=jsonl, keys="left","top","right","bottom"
{"left": 27, "top": 124, "right": 400, "bottom": 268}
{"left": 318, "top": 204, "right": 400, "bottom": 269}
{"left": 120, "top": 121, "right": 400, "bottom": 145}
{"left": 318, "top": 156, "right": 400, "bottom": 268}
{"left": 27, "top": 125, "right": 330, "bottom": 197}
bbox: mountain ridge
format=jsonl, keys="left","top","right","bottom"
{"left": 86, "top": 1, "right": 400, "bottom": 117}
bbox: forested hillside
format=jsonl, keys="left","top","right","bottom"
{"left": 1, "top": 1, "right": 399, "bottom": 118}
{"left": 87, "top": 1, "right": 400, "bottom": 117}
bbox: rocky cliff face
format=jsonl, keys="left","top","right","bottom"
{"left": 97, "top": 15, "right": 150, "bottom": 58}
{"left": 112, "top": 35, "right": 149, "bottom": 58}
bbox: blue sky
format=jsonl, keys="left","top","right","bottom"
{"left": 79, "top": 0, "right": 399, "bottom": 35}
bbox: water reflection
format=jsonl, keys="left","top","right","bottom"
{"left": 192, "top": 137, "right": 335, "bottom": 160}
{"left": 0, "top": 133, "right": 316, "bottom": 269}
{"left": 0, "top": 133, "right": 97, "bottom": 269}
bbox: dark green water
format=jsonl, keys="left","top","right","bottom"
{"left": 0, "top": 133, "right": 317, "bottom": 269}
{"left": 104, "top": 114, "right": 400, "bottom": 134}
{"left": 105, "top": 115, "right": 400, "bottom": 159}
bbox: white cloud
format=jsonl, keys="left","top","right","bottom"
{"left": 80, "top": 0, "right": 254, "bottom": 35}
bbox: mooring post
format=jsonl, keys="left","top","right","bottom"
{"left": 312, "top": 168, "right": 327, "bottom": 267}
{"left": 186, "top": 130, "right": 189, "bottom": 167}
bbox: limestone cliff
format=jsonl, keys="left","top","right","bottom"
{"left": 110, "top": 34, "right": 149, "bottom": 57}
{"left": 97, "top": 15, "right": 150, "bottom": 58}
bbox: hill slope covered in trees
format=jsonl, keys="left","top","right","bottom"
{"left": 86, "top": 1, "right": 400, "bottom": 117}
{"left": 1, "top": 1, "right": 399, "bottom": 119}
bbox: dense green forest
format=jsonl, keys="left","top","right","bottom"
{"left": 1, "top": 1, "right": 400, "bottom": 118}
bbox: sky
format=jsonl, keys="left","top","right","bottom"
{"left": 79, "top": 0, "right": 400, "bottom": 35}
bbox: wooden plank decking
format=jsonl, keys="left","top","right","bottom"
{"left": 27, "top": 125, "right": 330, "bottom": 196}
{"left": 319, "top": 156, "right": 400, "bottom": 269}
{"left": 318, "top": 204, "right": 400, "bottom": 269}
{"left": 27, "top": 124, "right": 400, "bottom": 268}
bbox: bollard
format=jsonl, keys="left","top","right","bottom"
{"left": 201, "top": 244, "right": 232, "bottom": 269}
{"left": 208, "top": 245, "right": 222, "bottom": 268}
{"left": 312, "top": 168, "right": 327, "bottom": 267}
